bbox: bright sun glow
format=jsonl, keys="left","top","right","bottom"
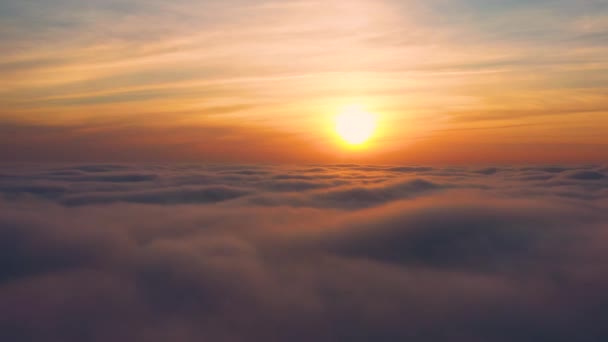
{"left": 335, "top": 106, "right": 377, "bottom": 145}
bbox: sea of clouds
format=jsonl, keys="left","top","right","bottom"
{"left": 1, "top": 163, "right": 607, "bottom": 341}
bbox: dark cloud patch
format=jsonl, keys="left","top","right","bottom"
{"left": 475, "top": 167, "right": 500, "bottom": 175}
{"left": 0, "top": 183, "right": 69, "bottom": 199}
{"left": 310, "top": 179, "right": 444, "bottom": 209}
{"left": 0, "top": 216, "right": 120, "bottom": 284}
{"left": 62, "top": 185, "right": 250, "bottom": 206}
{"left": 516, "top": 174, "right": 556, "bottom": 181}
{"left": 564, "top": 170, "right": 605, "bottom": 180}
{"left": 52, "top": 173, "right": 158, "bottom": 183}
{"left": 43, "top": 170, "right": 88, "bottom": 177}
{"left": 312, "top": 198, "right": 585, "bottom": 273}
{"left": 524, "top": 166, "right": 570, "bottom": 173}
{"left": 272, "top": 173, "right": 339, "bottom": 181}
{"left": 62, "top": 164, "right": 132, "bottom": 173}
{"left": 221, "top": 169, "right": 271, "bottom": 176}
{"left": 272, "top": 174, "right": 316, "bottom": 181}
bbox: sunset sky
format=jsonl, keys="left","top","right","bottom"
{"left": 1, "top": 0, "right": 607, "bottom": 163}
{"left": 2, "top": 2, "right": 608, "bottom": 341}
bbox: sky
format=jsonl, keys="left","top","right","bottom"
{"left": 1, "top": 0, "right": 607, "bottom": 163}
{"left": 2, "top": 2, "right": 608, "bottom": 339}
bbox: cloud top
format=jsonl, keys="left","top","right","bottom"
{"left": 0, "top": 163, "right": 607, "bottom": 341}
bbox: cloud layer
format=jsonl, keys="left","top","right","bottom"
{"left": 1, "top": 163, "right": 608, "bottom": 341}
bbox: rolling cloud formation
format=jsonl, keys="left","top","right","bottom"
{"left": 1, "top": 163, "right": 608, "bottom": 341}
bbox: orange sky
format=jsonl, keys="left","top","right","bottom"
{"left": 1, "top": 0, "right": 607, "bottom": 163}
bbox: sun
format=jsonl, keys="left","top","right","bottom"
{"left": 335, "top": 106, "right": 377, "bottom": 146}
